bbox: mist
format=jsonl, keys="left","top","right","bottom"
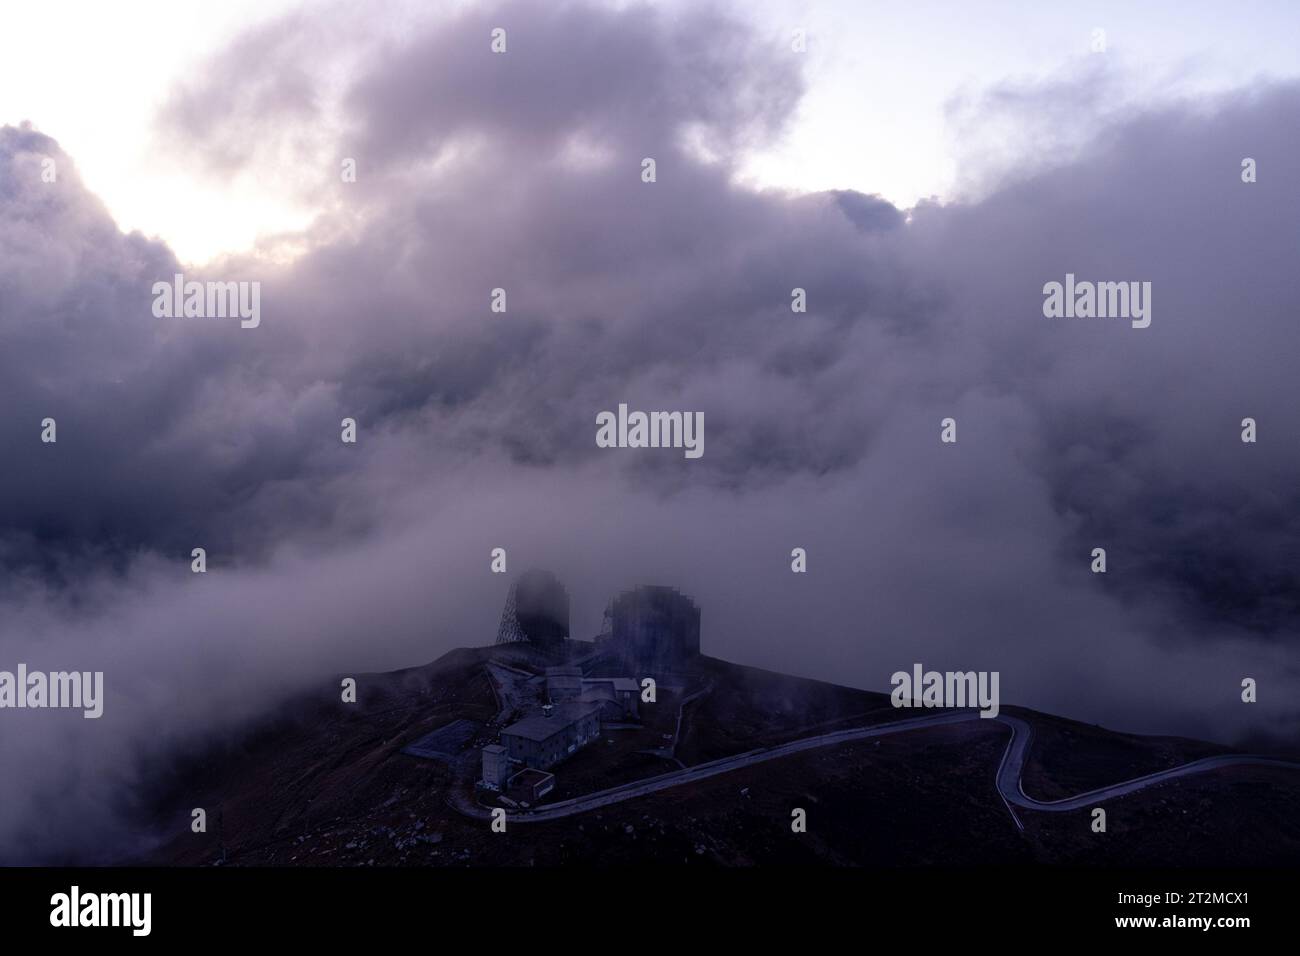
{"left": 2, "top": 1, "right": 1298, "bottom": 863}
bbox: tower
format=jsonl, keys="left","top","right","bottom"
{"left": 495, "top": 583, "right": 525, "bottom": 644}
{"left": 495, "top": 569, "right": 570, "bottom": 648}
{"left": 609, "top": 585, "right": 700, "bottom": 672}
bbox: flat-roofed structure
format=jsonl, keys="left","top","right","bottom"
{"left": 500, "top": 700, "right": 601, "bottom": 769}
{"left": 506, "top": 768, "right": 556, "bottom": 804}
{"left": 404, "top": 719, "right": 480, "bottom": 762}
{"left": 545, "top": 666, "right": 584, "bottom": 703}
{"left": 580, "top": 677, "right": 640, "bottom": 719}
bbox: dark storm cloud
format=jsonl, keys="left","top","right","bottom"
{"left": 1, "top": 1, "right": 1298, "bottom": 862}
{"left": 906, "top": 79, "right": 1300, "bottom": 638}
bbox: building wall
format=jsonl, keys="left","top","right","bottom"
{"left": 503, "top": 729, "right": 556, "bottom": 769}
{"left": 502, "top": 709, "right": 601, "bottom": 769}
{"left": 481, "top": 745, "right": 510, "bottom": 789}
{"left": 502, "top": 733, "right": 548, "bottom": 769}
{"left": 507, "top": 770, "right": 556, "bottom": 803}
{"left": 580, "top": 680, "right": 640, "bottom": 720}
{"left": 546, "top": 666, "right": 583, "bottom": 702}
{"left": 618, "top": 688, "right": 639, "bottom": 718}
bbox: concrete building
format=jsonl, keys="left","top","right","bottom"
{"left": 609, "top": 585, "right": 701, "bottom": 673}
{"left": 500, "top": 700, "right": 602, "bottom": 770}
{"left": 580, "top": 677, "right": 640, "bottom": 720}
{"left": 480, "top": 744, "right": 510, "bottom": 791}
{"left": 545, "top": 666, "right": 584, "bottom": 703}
{"left": 506, "top": 768, "right": 555, "bottom": 804}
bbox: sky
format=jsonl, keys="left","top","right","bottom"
{"left": 3, "top": 0, "right": 1298, "bottom": 263}
{"left": 1, "top": 0, "right": 1299, "bottom": 863}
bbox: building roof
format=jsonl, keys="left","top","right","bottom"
{"left": 508, "top": 768, "right": 554, "bottom": 787}
{"left": 501, "top": 701, "right": 602, "bottom": 742}
{"left": 583, "top": 677, "right": 638, "bottom": 693}
{"left": 580, "top": 697, "right": 627, "bottom": 721}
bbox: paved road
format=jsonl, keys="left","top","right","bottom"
{"left": 996, "top": 714, "right": 1300, "bottom": 812}
{"left": 465, "top": 711, "right": 1300, "bottom": 824}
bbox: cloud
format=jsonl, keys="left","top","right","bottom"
{"left": 2, "top": 1, "right": 1298, "bottom": 862}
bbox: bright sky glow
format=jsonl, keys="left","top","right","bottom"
{"left": 2, "top": 0, "right": 1296, "bottom": 265}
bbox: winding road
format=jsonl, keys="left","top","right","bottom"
{"left": 462, "top": 711, "right": 1300, "bottom": 826}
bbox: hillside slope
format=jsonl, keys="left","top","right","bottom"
{"left": 138, "top": 644, "right": 1300, "bottom": 867}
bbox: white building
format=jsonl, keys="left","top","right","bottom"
{"left": 480, "top": 743, "right": 511, "bottom": 790}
